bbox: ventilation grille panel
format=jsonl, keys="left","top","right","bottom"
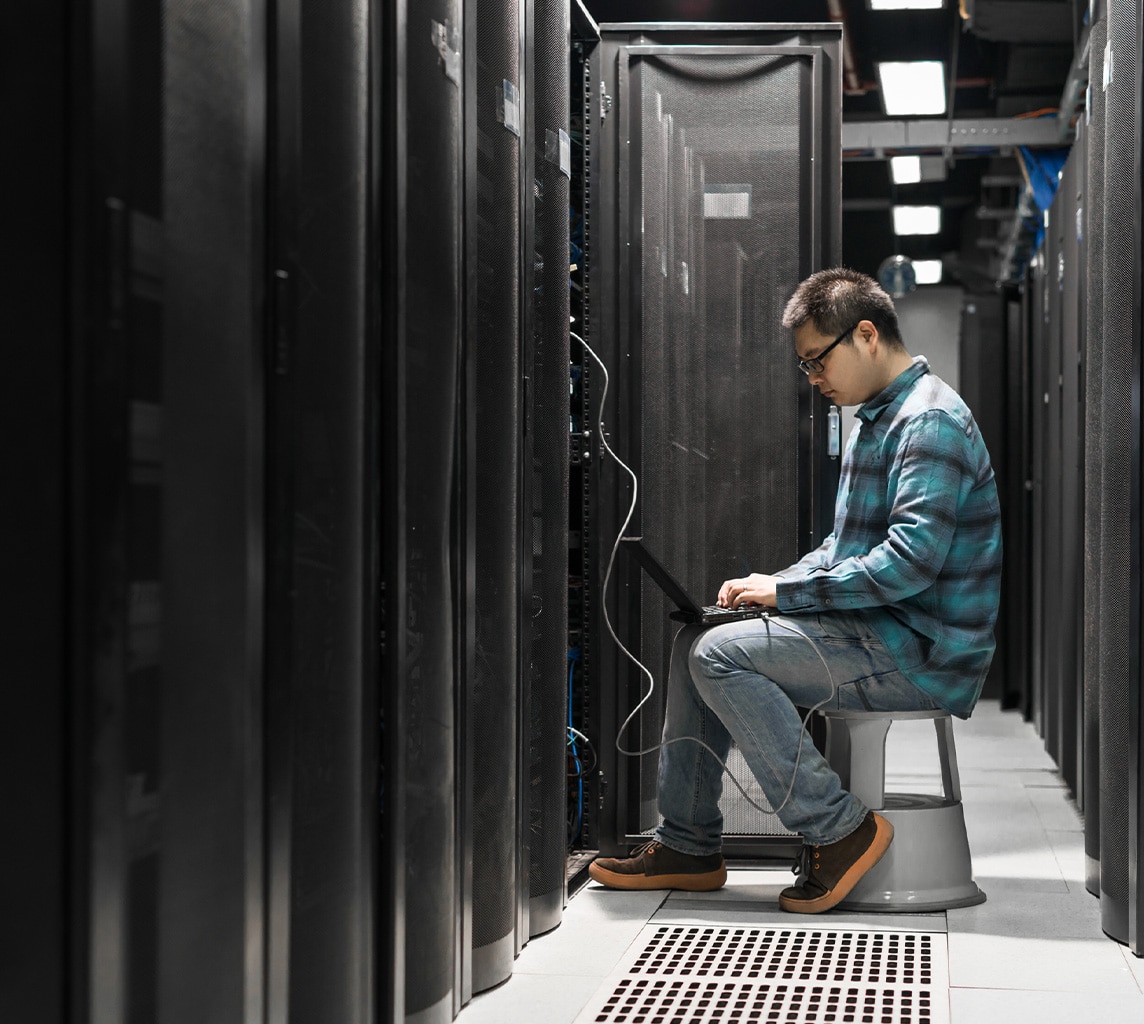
{"left": 576, "top": 925, "right": 949, "bottom": 1024}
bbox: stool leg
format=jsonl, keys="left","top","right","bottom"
{"left": 935, "top": 716, "right": 962, "bottom": 803}
{"left": 824, "top": 717, "right": 852, "bottom": 792}
{"left": 843, "top": 718, "right": 892, "bottom": 811}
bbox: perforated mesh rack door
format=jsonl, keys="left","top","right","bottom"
{"left": 1097, "top": 0, "right": 1140, "bottom": 950}
{"left": 1081, "top": 15, "right": 1107, "bottom": 899}
{"left": 619, "top": 41, "right": 833, "bottom": 843}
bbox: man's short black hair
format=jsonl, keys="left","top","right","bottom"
{"left": 782, "top": 267, "right": 904, "bottom": 349}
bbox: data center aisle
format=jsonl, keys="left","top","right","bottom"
{"left": 462, "top": 701, "right": 1144, "bottom": 1023}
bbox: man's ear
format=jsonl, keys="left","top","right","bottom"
{"left": 855, "top": 319, "right": 878, "bottom": 351}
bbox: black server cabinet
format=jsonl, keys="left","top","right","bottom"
{"left": 525, "top": 0, "right": 572, "bottom": 940}
{"left": 1099, "top": 0, "right": 1143, "bottom": 954}
{"left": 1000, "top": 288, "right": 1032, "bottom": 715}
{"left": 69, "top": 1, "right": 271, "bottom": 1020}
{"left": 381, "top": 2, "right": 466, "bottom": 1021}
{"left": 466, "top": 0, "right": 525, "bottom": 997}
{"left": 3, "top": 6, "right": 70, "bottom": 1023}
{"left": 569, "top": 9, "right": 603, "bottom": 858}
{"left": 1038, "top": 177, "right": 1065, "bottom": 768}
{"left": 1027, "top": 251, "right": 1048, "bottom": 737}
{"left": 1081, "top": 14, "right": 1107, "bottom": 899}
{"left": 266, "top": 1, "right": 377, "bottom": 1021}
{"left": 1055, "top": 146, "right": 1084, "bottom": 799}
{"left": 1029, "top": 143, "right": 1084, "bottom": 797}
{"left": 588, "top": 23, "right": 842, "bottom": 858}
{"left": 958, "top": 294, "right": 1010, "bottom": 702}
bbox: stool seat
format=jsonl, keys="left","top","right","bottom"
{"left": 818, "top": 707, "right": 986, "bottom": 912}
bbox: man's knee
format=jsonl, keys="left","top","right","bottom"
{"left": 689, "top": 628, "right": 734, "bottom": 683}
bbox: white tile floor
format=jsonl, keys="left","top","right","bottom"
{"left": 462, "top": 701, "right": 1144, "bottom": 1023}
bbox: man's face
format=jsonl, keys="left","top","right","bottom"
{"left": 793, "top": 321, "right": 877, "bottom": 407}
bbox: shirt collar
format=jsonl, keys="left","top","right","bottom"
{"left": 856, "top": 355, "right": 930, "bottom": 424}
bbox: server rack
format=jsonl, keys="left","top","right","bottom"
{"left": 4, "top": 6, "right": 70, "bottom": 1021}
{"left": 1082, "top": 13, "right": 1108, "bottom": 899}
{"left": 958, "top": 293, "right": 1010, "bottom": 703}
{"left": 1000, "top": 287, "right": 1033, "bottom": 714}
{"left": 74, "top": 4, "right": 272, "bottom": 1021}
{"left": 1099, "top": 0, "right": 1142, "bottom": 954}
{"left": 586, "top": 23, "right": 842, "bottom": 859}
{"left": 1026, "top": 139, "right": 1085, "bottom": 801}
{"left": 1056, "top": 144, "right": 1084, "bottom": 799}
{"left": 524, "top": 0, "right": 573, "bottom": 940}
{"left": 465, "top": 0, "right": 526, "bottom": 997}
{"left": 1027, "top": 251, "right": 1048, "bottom": 738}
{"left": 266, "top": 2, "right": 377, "bottom": 1021}
{"left": 1041, "top": 177, "right": 1065, "bottom": 770}
{"left": 568, "top": 5, "right": 603, "bottom": 861}
{"left": 380, "top": 1, "right": 465, "bottom": 1021}
{"left": 19, "top": 4, "right": 603, "bottom": 1022}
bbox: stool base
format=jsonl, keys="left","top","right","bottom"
{"left": 839, "top": 795, "right": 987, "bottom": 913}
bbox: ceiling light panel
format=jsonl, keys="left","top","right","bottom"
{"left": 893, "top": 205, "right": 942, "bottom": 235}
{"left": 890, "top": 156, "right": 921, "bottom": 184}
{"left": 878, "top": 61, "right": 947, "bottom": 116}
{"left": 912, "top": 259, "right": 943, "bottom": 284}
{"left": 869, "top": 0, "right": 944, "bottom": 10}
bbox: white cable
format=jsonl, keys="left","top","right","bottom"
{"left": 567, "top": 725, "right": 593, "bottom": 749}
{"left": 571, "top": 329, "right": 837, "bottom": 818}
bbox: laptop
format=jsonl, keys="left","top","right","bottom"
{"left": 621, "top": 537, "right": 772, "bottom": 625}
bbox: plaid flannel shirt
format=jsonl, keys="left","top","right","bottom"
{"left": 775, "top": 357, "right": 1002, "bottom": 717}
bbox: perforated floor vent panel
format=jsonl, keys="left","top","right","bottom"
{"left": 575, "top": 925, "right": 949, "bottom": 1023}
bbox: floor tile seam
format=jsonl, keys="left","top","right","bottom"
{"left": 1116, "top": 949, "right": 1144, "bottom": 994}
{"left": 957, "top": 769, "right": 1061, "bottom": 778}
{"left": 509, "top": 965, "right": 639, "bottom": 980}
{"left": 948, "top": 981, "right": 1144, "bottom": 995}
{"left": 647, "top": 918, "right": 951, "bottom": 935}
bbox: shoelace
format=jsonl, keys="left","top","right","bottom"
{"left": 792, "top": 844, "right": 818, "bottom": 879}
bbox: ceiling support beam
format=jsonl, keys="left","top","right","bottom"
{"left": 843, "top": 115, "right": 1070, "bottom": 156}
{"left": 1056, "top": 13, "right": 1093, "bottom": 140}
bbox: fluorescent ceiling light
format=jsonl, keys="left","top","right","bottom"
{"left": 869, "top": 0, "right": 944, "bottom": 10}
{"left": 878, "top": 61, "right": 947, "bottom": 116}
{"left": 893, "top": 205, "right": 942, "bottom": 235}
{"left": 890, "top": 156, "right": 921, "bottom": 184}
{"left": 912, "top": 259, "right": 943, "bottom": 284}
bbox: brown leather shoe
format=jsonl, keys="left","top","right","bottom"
{"left": 588, "top": 840, "right": 727, "bottom": 891}
{"left": 779, "top": 811, "right": 894, "bottom": 914}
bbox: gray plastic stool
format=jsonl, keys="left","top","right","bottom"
{"left": 820, "top": 708, "right": 986, "bottom": 912}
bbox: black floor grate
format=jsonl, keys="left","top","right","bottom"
{"left": 632, "top": 926, "right": 934, "bottom": 986}
{"left": 577, "top": 925, "right": 948, "bottom": 1024}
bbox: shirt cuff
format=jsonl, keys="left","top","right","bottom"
{"left": 775, "top": 577, "right": 816, "bottom": 612}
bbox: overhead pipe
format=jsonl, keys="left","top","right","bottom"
{"left": 1056, "top": 14, "right": 1093, "bottom": 139}
{"left": 826, "top": 0, "right": 866, "bottom": 95}
{"left": 992, "top": 5, "right": 1094, "bottom": 281}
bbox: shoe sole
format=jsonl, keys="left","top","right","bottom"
{"left": 779, "top": 813, "right": 894, "bottom": 914}
{"left": 588, "top": 860, "right": 727, "bottom": 892}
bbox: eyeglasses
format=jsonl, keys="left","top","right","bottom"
{"left": 798, "top": 324, "right": 858, "bottom": 376}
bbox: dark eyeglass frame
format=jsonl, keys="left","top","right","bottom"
{"left": 798, "top": 323, "right": 859, "bottom": 376}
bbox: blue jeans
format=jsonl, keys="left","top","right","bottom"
{"left": 654, "top": 611, "right": 938, "bottom": 853}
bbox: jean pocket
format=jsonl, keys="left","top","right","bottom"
{"left": 835, "top": 680, "right": 874, "bottom": 711}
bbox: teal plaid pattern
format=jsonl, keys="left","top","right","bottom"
{"left": 776, "top": 358, "right": 1002, "bottom": 717}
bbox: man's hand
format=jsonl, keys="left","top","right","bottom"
{"left": 717, "top": 573, "right": 782, "bottom": 609}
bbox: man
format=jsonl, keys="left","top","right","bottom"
{"left": 589, "top": 267, "right": 1003, "bottom": 914}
